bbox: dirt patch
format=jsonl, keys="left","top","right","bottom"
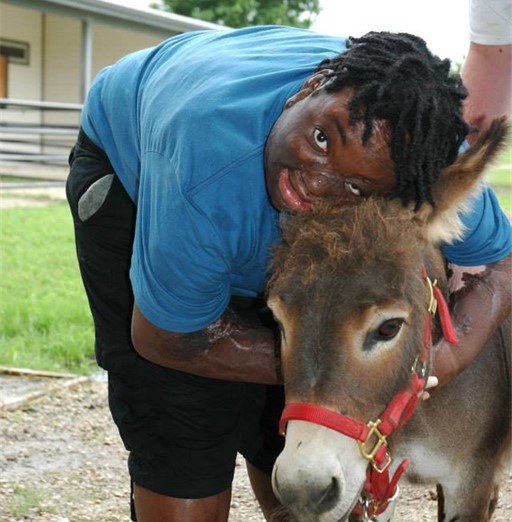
{"left": 0, "top": 379, "right": 263, "bottom": 522}
{"left": 0, "top": 378, "right": 510, "bottom": 521}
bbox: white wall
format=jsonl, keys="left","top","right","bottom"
{"left": 0, "top": 2, "right": 175, "bottom": 160}
{"left": 92, "top": 24, "right": 164, "bottom": 80}
{"left": 43, "top": 14, "right": 82, "bottom": 105}
{"left": 0, "top": 3, "right": 42, "bottom": 100}
{"left": 0, "top": 4, "right": 43, "bottom": 155}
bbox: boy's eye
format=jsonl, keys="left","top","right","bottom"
{"left": 313, "top": 128, "right": 328, "bottom": 150}
{"left": 345, "top": 181, "right": 362, "bottom": 196}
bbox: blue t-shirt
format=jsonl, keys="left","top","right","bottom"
{"left": 442, "top": 186, "right": 511, "bottom": 265}
{"left": 81, "top": 25, "right": 511, "bottom": 333}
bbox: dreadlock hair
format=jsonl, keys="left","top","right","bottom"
{"left": 317, "top": 32, "right": 469, "bottom": 209}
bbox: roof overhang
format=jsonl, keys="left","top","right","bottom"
{"left": 3, "top": 0, "right": 226, "bottom": 38}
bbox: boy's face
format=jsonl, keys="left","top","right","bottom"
{"left": 265, "top": 72, "right": 396, "bottom": 213}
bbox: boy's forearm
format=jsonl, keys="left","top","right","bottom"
{"left": 432, "top": 254, "right": 511, "bottom": 385}
{"left": 131, "top": 303, "right": 281, "bottom": 385}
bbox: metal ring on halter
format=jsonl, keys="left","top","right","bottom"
{"left": 389, "top": 484, "right": 400, "bottom": 503}
{"left": 411, "top": 355, "right": 430, "bottom": 380}
{"left": 361, "top": 496, "right": 374, "bottom": 521}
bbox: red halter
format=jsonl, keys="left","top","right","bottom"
{"left": 279, "top": 269, "right": 458, "bottom": 519}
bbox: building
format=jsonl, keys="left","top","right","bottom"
{"left": 0, "top": 0, "right": 224, "bottom": 169}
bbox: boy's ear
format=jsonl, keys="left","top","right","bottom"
{"left": 415, "top": 116, "right": 509, "bottom": 245}
{"left": 284, "top": 69, "right": 334, "bottom": 109}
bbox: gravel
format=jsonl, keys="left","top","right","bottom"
{"left": 0, "top": 379, "right": 263, "bottom": 522}
{"left": 0, "top": 378, "right": 511, "bottom": 521}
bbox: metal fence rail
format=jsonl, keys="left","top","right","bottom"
{"left": 0, "top": 98, "right": 81, "bottom": 165}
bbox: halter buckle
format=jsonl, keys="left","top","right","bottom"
{"left": 411, "top": 355, "right": 429, "bottom": 379}
{"left": 424, "top": 275, "right": 438, "bottom": 316}
{"left": 361, "top": 496, "right": 375, "bottom": 521}
{"left": 357, "top": 420, "right": 391, "bottom": 472}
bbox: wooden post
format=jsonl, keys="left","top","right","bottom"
{"left": 0, "top": 54, "right": 7, "bottom": 98}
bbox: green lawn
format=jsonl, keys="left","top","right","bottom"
{"left": 0, "top": 202, "right": 95, "bottom": 374}
{"left": 486, "top": 147, "right": 511, "bottom": 212}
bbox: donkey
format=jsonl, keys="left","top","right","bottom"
{"left": 267, "top": 117, "right": 511, "bottom": 522}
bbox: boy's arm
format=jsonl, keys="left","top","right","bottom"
{"left": 432, "top": 254, "right": 511, "bottom": 386}
{"left": 131, "top": 302, "right": 281, "bottom": 385}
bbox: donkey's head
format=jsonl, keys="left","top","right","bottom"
{"left": 268, "top": 118, "right": 508, "bottom": 522}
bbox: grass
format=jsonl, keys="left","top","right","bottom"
{"left": 0, "top": 175, "right": 38, "bottom": 183}
{"left": 486, "top": 145, "right": 511, "bottom": 212}
{"left": 0, "top": 147, "right": 510, "bottom": 375}
{"left": 0, "top": 202, "right": 95, "bottom": 374}
{"left": 0, "top": 175, "right": 33, "bottom": 183}
{"left": 10, "top": 485, "right": 47, "bottom": 518}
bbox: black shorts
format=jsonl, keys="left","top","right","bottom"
{"left": 66, "top": 130, "right": 284, "bottom": 502}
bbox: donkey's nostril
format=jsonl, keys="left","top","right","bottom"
{"left": 315, "top": 476, "right": 340, "bottom": 513}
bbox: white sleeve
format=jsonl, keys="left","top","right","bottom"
{"left": 469, "top": 0, "right": 512, "bottom": 44}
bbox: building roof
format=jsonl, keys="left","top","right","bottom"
{"left": 4, "top": 0, "right": 226, "bottom": 37}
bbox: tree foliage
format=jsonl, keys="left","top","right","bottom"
{"left": 152, "top": 0, "right": 321, "bottom": 29}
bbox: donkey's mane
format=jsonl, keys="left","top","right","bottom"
{"left": 269, "top": 199, "right": 427, "bottom": 290}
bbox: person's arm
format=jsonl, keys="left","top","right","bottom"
{"left": 432, "top": 254, "right": 511, "bottom": 386}
{"left": 461, "top": 42, "right": 511, "bottom": 144}
{"left": 132, "top": 303, "right": 281, "bottom": 385}
{"left": 461, "top": 0, "right": 512, "bottom": 145}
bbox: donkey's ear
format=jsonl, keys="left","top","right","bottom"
{"left": 418, "top": 116, "right": 509, "bottom": 245}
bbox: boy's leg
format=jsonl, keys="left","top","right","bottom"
{"left": 133, "top": 484, "right": 231, "bottom": 522}
{"left": 243, "top": 384, "right": 286, "bottom": 520}
{"left": 246, "top": 463, "right": 281, "bottom": 520}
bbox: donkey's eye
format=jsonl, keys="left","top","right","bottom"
{"left": 376, "top": 318, "right": 404, "bottom": 340}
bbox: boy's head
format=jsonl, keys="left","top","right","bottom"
{"left": 265, "top": 31, "right": 469, "bottom": 213}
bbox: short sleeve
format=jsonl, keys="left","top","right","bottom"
{"left": 441, "top": 185, "right": 512, "bottom": 265}
{"left": 469, "top": 0, "right": 512, "bottom": 45}
{"left": 130, "top": 152, "right": 231, "bottom": 333}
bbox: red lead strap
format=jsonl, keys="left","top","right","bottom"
{"left": 422, "top": 266, "right": 459, "bottom": 346}
{"left": 433, "top": 284, "right": 459, "bottom": 344}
